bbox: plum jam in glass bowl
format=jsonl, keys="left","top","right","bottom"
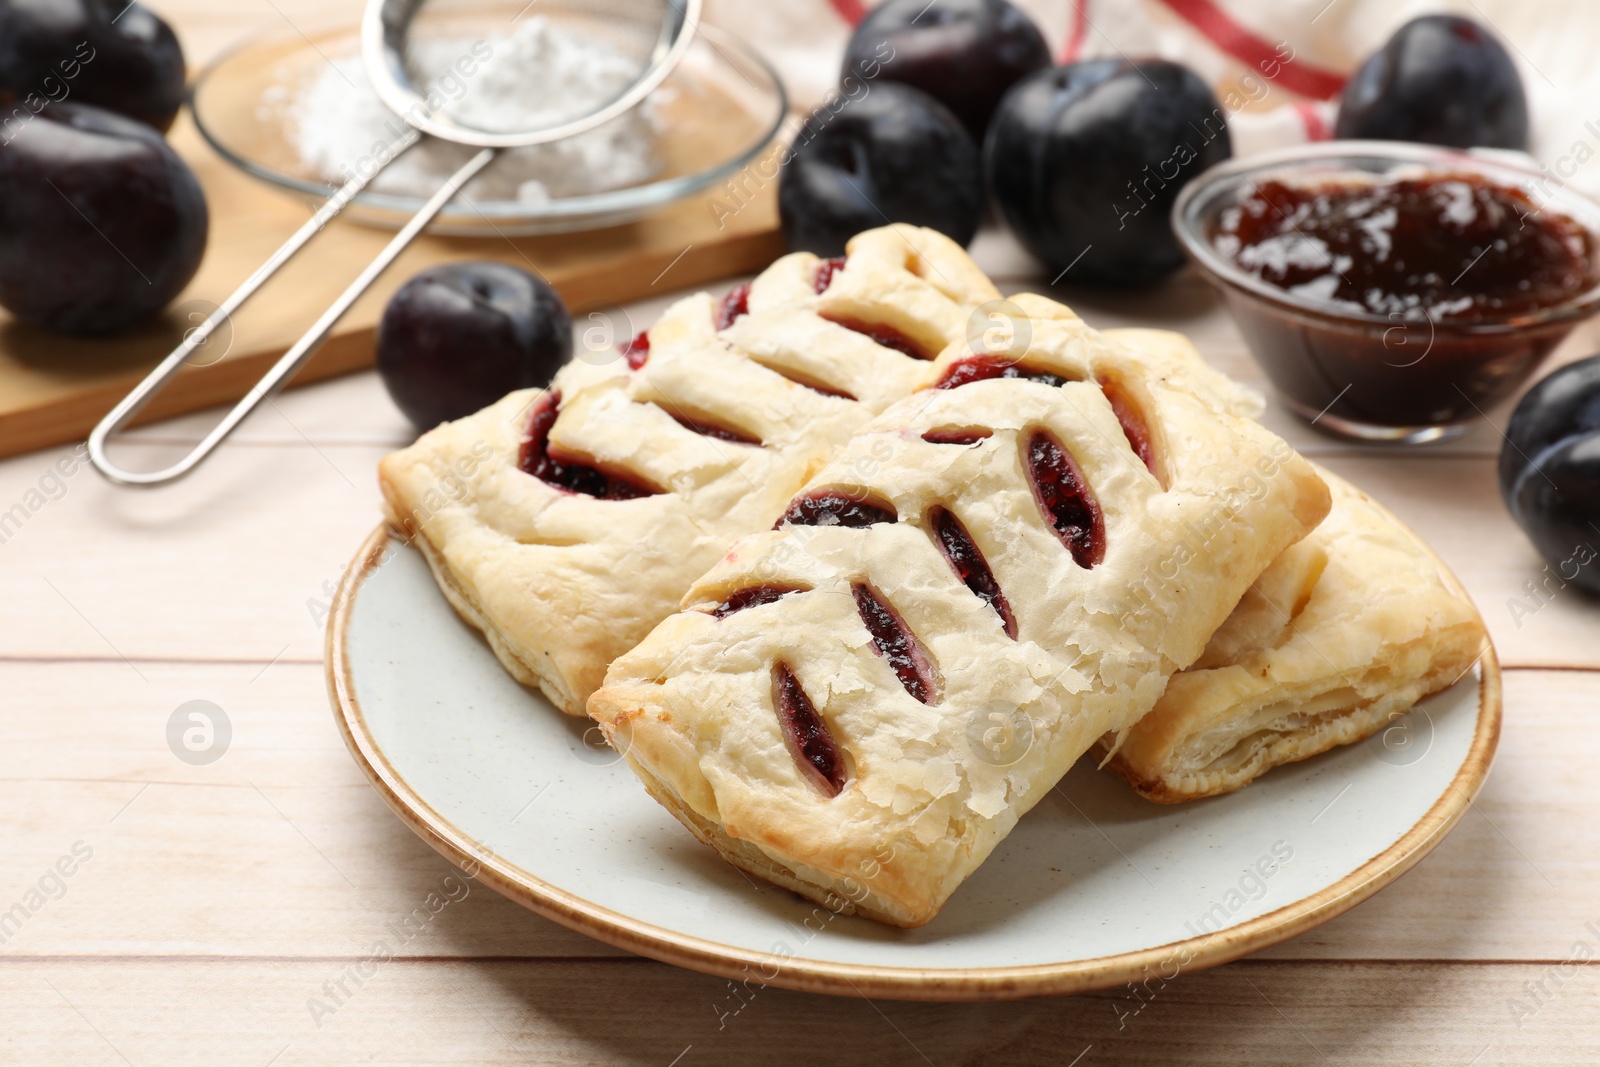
{"left": 1173, "top": 142, "right": 1600, "bottom": 443}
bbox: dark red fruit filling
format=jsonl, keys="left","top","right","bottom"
{"left": 929, "top": 506, "right": 1016, "bottom": 638}
{"left": 715, "top": 283, "right": 751, "bottom": 330}
{"left": 852, "top": 583, "right": 940, "bottom": 704}
{"left": 710, "top": 585, "right": 802, "bottom": 619}
{"left": 934, "top": 356, "right": 1077, "bottom": 390}
{"left": 1097, "top": 377, "right": 1158, "bottom": 476}
{"left": 619, "top": 330, "right": 650, "bottom": 370}
{"left": 773, "top": 663, "right": 845, "bottom": 797}
{"left": 518, "top": 392, "right": 659, "bottom": 500}
{"left": 822, "top": 315, "right": 932, "bottom": 360}
{"left": 813, "top": 256, "right": 847, "bottom": 294}
{"left": 1025, "top": 430, "right": 1105, "bottom": 568}
{"left": 921, "top": 428, "right": 992, "bottom": 445}
{"left": 777, "top": 490, "right": 897, "bottom": 529}
{"left": 667, "top": 410, "right": 761, "bottom": 446}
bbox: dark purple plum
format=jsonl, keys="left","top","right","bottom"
{"left": 1499, "top": 355, "right": 1600, "bottom": 594}
{"left": 0, "top": 0, "right": 187, "bottom": 132}
{"left": 779, "top": 81, "right": 981, "bottom": 257}
{"left": 986, "top": 59, "right": 1231, "bottom": 286}
{"left": 839, "top": 0, "right": 1049, "bottom": 139}
{"left": 378, "top": 262, "right": 573, "bottom": 430}
{"left": 0, "top": 102, "right": 207, "bottom": 334}
{"left": 1335, "top": 15, "right": 1528, "bottom": 151}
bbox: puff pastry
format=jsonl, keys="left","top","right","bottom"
{"left": 588, "top": 294, "right": 1331, "bottom": 926}
{"left": 1102, "top": 468, "right": 1487, "bottom": 803}
{"left": 377, "top": 226, "right": 1000, "bottom": 714}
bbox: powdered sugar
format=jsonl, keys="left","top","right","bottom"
{"left": 286, "top": 16, "right": 660, "bottom": 205}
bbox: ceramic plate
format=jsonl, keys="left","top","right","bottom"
{"left": 327, "top": 525, "right": 1500, "bottom": 1000}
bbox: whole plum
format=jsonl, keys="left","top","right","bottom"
{"left": 839, "top": 0, "right": 1050, "bottom": 139}
{"left": 0, "top": 0, "right": 187, "bottom": 132}
{"left": 377, "top": 262, "right": 573, "bottom": 431}
{"left": 779, "top": 81, "right": 982, "bottom": 257}
{"left": 986, "top": 59, "right": 1231, "bottom": 286}
{"left": 1499, "top": 355, "right": 1600, "bottom": 594}
{"left": 1335, "top": 15, "right": 1528, "bottom": 151}
{"left": 0, "top": 103, "right": 208, "bottom": 334}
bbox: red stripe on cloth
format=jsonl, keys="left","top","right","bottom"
{"left": 1062, "top": 0, "right": 1090, "bottom": 62}
{"left": 1153, "top": 0, "right": 1347, "bottom": 100}
{"left": 1294, "top": 101, "right": 1330, "bottom": 141}
{"left": 828, "top": 0, "right": 868, "bottom": 25}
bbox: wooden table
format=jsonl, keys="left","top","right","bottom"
{"left": 5, "top": 3, "right": 1598, "bottom": 1064}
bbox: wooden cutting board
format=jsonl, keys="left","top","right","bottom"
{"left": 0, "top": 115, "right": 783, "bottom": 460}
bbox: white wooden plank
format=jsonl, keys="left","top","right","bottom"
{"left": 0, "top": 658, "right": 621, "bottom": 960}
{"left": 2, "top": 958, "right": 1594, "bottom": 1066}
{"left": 0, "top": 441, "right": 386, "bottom": 664}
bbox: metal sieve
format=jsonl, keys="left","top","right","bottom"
{"left": 90, "top": 0, "right": 700, "bottom": 486}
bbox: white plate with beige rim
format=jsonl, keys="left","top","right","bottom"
{"left": 327, "top": 524, "right": 1501, "bottom": 1000}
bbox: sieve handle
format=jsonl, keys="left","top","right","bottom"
{"left": 88, "top": 140, "right": 499, "bottom": 487}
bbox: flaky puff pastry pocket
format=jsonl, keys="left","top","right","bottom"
{"left": 377, "top": 226, "right": 999, "bottom": 714}
{"left": 588, "top": 295, "right": 1329, "bottom": 927}
{"left": 1103, "top": 468, "right": 1487, "bottom": 803}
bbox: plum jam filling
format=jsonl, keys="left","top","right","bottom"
{"left": 921, "top": 428, "right": 992, "bottom": 445}
{"left": 519, "top": 392, "right": 659, "bottom": 500}
{"left": 851, "top": 583, "right": 940, "bottom": 704}
{"left": 934, "top": 356, "right": 1077, "bottom": 390}
{"left": 667, "top": 410, "right": 761, "bottom": 445}
{"left": 715, "top": 283, "right": 751, "bottom": 330}
{"left": 1209, "top": 175, "right": 1599, "bottom": 322}
{"left": 1025, "top": 429, "right": 1105, "bottom": 568}
{"left": 773, "top": 663, "right": 845, "bottom": 797}
{"left": 619, "top": 330, "right": 650, "bottom": 370}
{"left": 822, "top": 315, "right": 931, "bottom": 360}
{"left": 777, "top": 490, "right": 897, "bottom": 529}
{"left": 929, "top": 506, "right": 1016, "bottom": 638}
{"left": 710, "top": 585, "right": 802, "bottom": 619}
{"left": 1098, "top": 376, "right": 1158, "bottom": 477}
{"left": 812, "top": 256, "right": 847, "bottom": 294}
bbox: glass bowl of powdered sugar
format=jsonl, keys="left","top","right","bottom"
{"left": 190, "top": 12, "right": 786, "bottom": 235}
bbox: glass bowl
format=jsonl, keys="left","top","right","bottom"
{"left": 189, "top": 18, "right": 787, "bottom": 236}
{"left": 1173, "top": 141, "right": 1600, "bottom": 443}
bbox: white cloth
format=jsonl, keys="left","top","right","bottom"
{"left": 706, "top": 0, "right": 1600, "bottom": 196}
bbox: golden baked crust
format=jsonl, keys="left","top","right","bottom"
{"left": 588, "top": 295, "right": 1330, "bottom": 927}
{"left": 1102, "top": 468, "right": 1488, "bottom": 803}
{"left": 377, "top": 226, "right": 1000, "bottom": 714}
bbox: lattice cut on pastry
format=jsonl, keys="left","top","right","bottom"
{"left": 1101, "top": 468, "right": 1487, "bottom": 803}
{"left": 587, "top": 294, "right": 1331, "bottom": 927}
{"left": 377, "top": 226, "right": 1000, "bottom": 714}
